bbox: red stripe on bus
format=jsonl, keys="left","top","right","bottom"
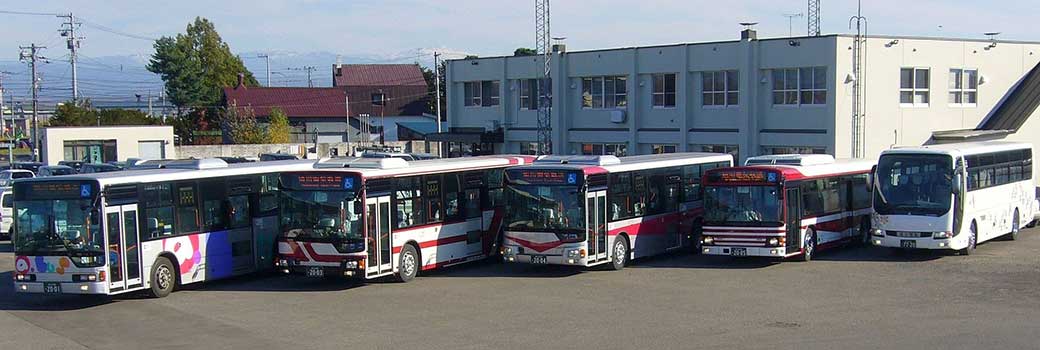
{"left": 505, "top": 236, "right": 565, "bottom": 252}
{"left": 391, "top": 233, "right": 472, "bottom": 254}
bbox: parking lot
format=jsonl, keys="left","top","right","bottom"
{"left": 2, "top": 228, "right": 1039, "bottom": 350}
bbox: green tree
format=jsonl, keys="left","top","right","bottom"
{"left": 147, "top": 17, "right": 258, "bottom": 142}
{"left": 513, "top": 48, "right": 537, "bottom": 56}
{"left": 267, "top": 107, "right": 291, "bottom": 143}
{"left": 221, "top": 103, "right": 268, "bottom": 144}
{"left": 50, "top": 100, "right": 158, "bottom": 126}
{"left": 420, "top": 61, "right": 446, "bottom": 120}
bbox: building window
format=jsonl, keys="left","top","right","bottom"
{"left": 900, "top": 67, "right": 930, "bottom": 106}
{"left": 761, "top": 145, "right": 827, "bottom": 155}
{"left": 949, "top": 68, "right": 978, "bottom": 106}
{"left": 581, "top": 76, "right": 627, "bottom": 109}
{"left": 652, "top": 73, "right": 677, "bottom": 108}
{"left": 772, "top": 67, "right": 826, "bottom": 106}
{"left": 580, "top": 143, "right": 628, "bottom": 157}
{"left": 519, "top": 142, "right": 539, "bottom": 155}
{"left": 372, "top": 93, "right": 386, "bottom": 106}
{"left": 702, "top": 71, "right": 738, "bottom": 107}
{"left": 518, "top": 78, "right": 550, "bottom": 110}
{"left": 651, "top": 144, "right": 676, "bottom": 154}
{"left": 464, "top": 80, "right": 500, "bottom": 107}
{"left": 63, "top": 139, "right": 117, "bottom": 164}
{"left": 694, "top": 144, "right": 739, "bottom": 162}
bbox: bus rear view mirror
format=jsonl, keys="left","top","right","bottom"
{"left": 354, "top": 201, "right": 364, "bottom": 214}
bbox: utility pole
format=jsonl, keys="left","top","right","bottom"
{"left": 289, "top": 66, "right": 317, "bottom": 87}
{"left": 434, "top": 51, "right": 442, "bottom": 132}
{"left": 0, "top": 72, "right": 7, "bottom": 138}
{"left": 257, "top": 53, "right": 271, "bottom": 87}
{"left": 20, "top": 44, "right": 47, "bottom": 162}
{"left": 58, "top": 13, "right": 83, "bottom": 103}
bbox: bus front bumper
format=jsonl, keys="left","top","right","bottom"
{"left": 871, "top": 235, "right": 964, "bottom": 250}
{"left": 275, "top": 258, "right": 365, "bottom": 278}
{"left": 702, "top": 246, "right": 788, "bottom": 257}
{"left": 14, "top": 281, "right": 108, "bottom": 295}
{"left": 502, "top": 243, "right": 590, "bottom": 266}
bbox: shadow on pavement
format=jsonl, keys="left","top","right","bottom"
{"left": 812, "top": 245, "right": 945, "bottom": 263}
{"left": 191, "top": 272, "right": 369, "bottom": 293}
{"left": 0, "top": 271, "right": 117, "bottom": 311}
{"left": 421, "top": 259, "right": 584, "bottom": 279}
{"left": 630, "top": 251, "right": 779, "bottom": 269}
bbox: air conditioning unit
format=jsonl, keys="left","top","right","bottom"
{"left": 610, "top": 110, "right": 626, "bottom": 123}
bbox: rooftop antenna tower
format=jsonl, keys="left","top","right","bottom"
{"left": 849, "top": 0, "right": 868, "bottom": 158}
{"left": 535, "top": 0, "right": 552, "bottom": 155}
{"left": 783, "top": 13, "right": 804, "bottom": 37}
{"left": 808, "top": 0, "right": 821, "bottom": 36}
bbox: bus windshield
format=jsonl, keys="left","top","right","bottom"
{"left": 280, "top": 190, "right": 364, "bottom": 248}
{"left": 504, "top": 184, "right": 585, "bottom": 233}
{"left": 874, "top": 154, "right": 953, "bottom": 216}
{"left": 703, "top": 185, "right": 782, "bottom": 226}
{"left": 13, "top": 198, "right": 104, "bottom": 260}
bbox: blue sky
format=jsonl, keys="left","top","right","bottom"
{"left": 1, "top": 0, "right": 1037, "bottom": 61}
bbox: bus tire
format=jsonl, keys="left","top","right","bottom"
{"left": 148, "top": 256, "right": 176, "bottom": 298}
{"left": 960, "top": 222, "right": 978, "bottom": 256}
{"left": 396, "top": 244, "right": 419, "bottom": 283}
{"left": 608, "top": 236, "right": 629, "bottom": 271}
{"left": 796, "top": 228, "right": 816, "bottom": 262}
{"left": 1006, "top": 209, "right": 1020, "bottom": 241}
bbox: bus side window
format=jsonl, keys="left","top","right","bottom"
{"left": 681, "top": 165, "right": 701, "bottom": 202}
{"left": 426, "top": 176, "right": 443, "bottom": 223}
{"left": 200, "top": 179, "right": 227, "bottom": 231}
{"left": 175, "top": 183, "right": 201, "bottom": 234}
{"left": 851, "top": 174, "right": 871, "bottom": 209}
{"left": 393, "top": 176, "right": 424, "bottom": 228}
{"left": 485, "top": 168, "right": 504, "bottom": 207}
{"left": 444, "top": 173, "right": 461, "bottom": 221}
{"left": 258, "top": 174, "right": 279, "bottom": 215}
{"left": 610, "top": 173, "right": 632, "bottom": 220}
{"left": 141, "top": 183, "right": 174, "bottom": 239}
{"left": 228, "top": 195, "right": 251, "bottom": 229}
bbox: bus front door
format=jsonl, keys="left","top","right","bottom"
{"left": 105, "top": 204, "right": 142, "bottom": 291}
{"left": 366, "top": 196, "right": 393, "bottom": 277}
{"left": 784, "top": 188, "right": 802, "bottom": 253}
{"left": 587, "top": 190, "right": 608, "bottom": 262}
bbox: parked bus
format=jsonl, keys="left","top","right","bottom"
{"left": 700, "top": 155, "right": 874, "bottom": 261}
{"left": 12, "top": 159, "right": 317, "bottom": 297}
{"left": 275, "top": 155, "right": 534, "bottom": 282}
{"left": 501, "top": 153, "right": 733, "bottom": 270}
{"left": 871, "top": 141, "right": 1035, "bottom": 254}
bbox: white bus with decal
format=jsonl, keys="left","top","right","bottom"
{"left": 12, "top": 159, "right": 317, "bottom": 297}
{"left": 699, "top": 155, "right": 874, "bottom": 261}
{"left": 501, "top": 153, "right": 733, "bottom": 270}
{"left": 871, "top": 141, "right": 1035, "bottom": 254}
{"left": 275, "top": 155, "right": 533, "bottom": 282}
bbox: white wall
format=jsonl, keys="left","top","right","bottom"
{"left": 41, "top": 126, "right": 176, "bottom": 165}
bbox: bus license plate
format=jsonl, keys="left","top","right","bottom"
{"left": 530, "top": 255, "right": 548, "bottom": 264}
{"left": 730, "top": 248, "right": 747, "bottom": 257}
{"left": 900, "top": 240, "right": 916, "bottom": 249}
{"left": 306, "top": 267, "right": 324, "bottom": 278}
{"left": 43, "top": 282, "right": 61, "bottom": 294}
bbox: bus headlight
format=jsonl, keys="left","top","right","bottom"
{"left": 701, "top": 236, "right": 714, "bottom": 245}
{"left": 15, "top": 273, "right": 35, "bottom": 282}
{"left": 342, "top": 260, "right": 359, "bottom": 269}
{"left": 932, "top": 231, "right": 953, "bottom": 239}
{"left": 73, "top": 274, "right": 98, "bottom": 282}
{"left": 502, "top": 246, "right": 514, "bottom": 255}
{"left": 567, "top": 249, "right": 586, "bottom": 259}
{"left": 871, "top": 228, "right": 885, "bottom": 237}
{"left": 767, "top": 238, "right": 780, "bottom": 246}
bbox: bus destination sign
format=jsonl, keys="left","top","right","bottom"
{"left": 712, "top": 170, "right": 779, "bottom": 183}
{"left": 507, "top": 169, "right": 581, "bottom": 185}
{"left": 15, "top": 181, "right": 96, "bottom": 200}
{"left": 282, "top": 173, "right": 358, "bottom": 191}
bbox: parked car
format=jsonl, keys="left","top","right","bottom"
{"left": 11, "top": 161, "right": 42, "bottom": 174}
{"left": 38, "top": 165, "right": 77, "bottom": 177}
{"left": 259, "top": 153, "right": 299, "bottom": 161}
{"left": 0, "top": 169, "right": 34, "bottom": 186}
{"left": 79, "top": 163, "right": 123, "bottom": 174}
{"left": 57, "top": 160, "right": 86, "bottom": 172}
{"left": 0, "top": 189, "right": 11, "bottom": 240}
{"left": 361, "top": 151, "right": 415, "bottom": 161}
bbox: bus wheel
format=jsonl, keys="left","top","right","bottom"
{"left": 960, "top": 222, "right": 978, "bottom": 256}
{"left": 797, "top": 229, "right": 816, "bottom": 262}
{"left": 1007, "top": 210, "right": 1020, "bottom": 241}
{"left": 396, "top": 245, "right": 418, "bottom": 283}
{"left": 148, "top": 257, "right": 176, "bottom": 298}
{"left": 608, "top": 236, "right": 629, "bottom": 271}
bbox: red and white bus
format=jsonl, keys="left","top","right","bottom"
{"left": 275, "top": 155, "right": 534, "bottom": 282}
{"left": 501, "top": 153, "right": 733, "bottom": 270}
{"left": 700, "top": 155, "right": 874, "bottom": 261}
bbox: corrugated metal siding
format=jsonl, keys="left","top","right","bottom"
{"left": 979, "top": 61, "right": 1040, "bottom": 131}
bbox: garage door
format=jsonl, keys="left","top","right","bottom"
{"left": 138, "top": 141, "right": 165, "bottom": 160}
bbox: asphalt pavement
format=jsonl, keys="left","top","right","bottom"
{"left": 2, "top": 228, "right": 1039, "bottom": 350}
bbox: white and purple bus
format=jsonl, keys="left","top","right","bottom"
{"left": 12, "top": 159, "right": 316, "bottom": 297}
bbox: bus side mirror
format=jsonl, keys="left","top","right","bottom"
{"left": 354, "top": 201, "right": 364, "bottom": 214}
{"left": 953, "top": 173, "right": 963, "bottom": 193}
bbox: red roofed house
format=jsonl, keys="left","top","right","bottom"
{"left": 222, "top": 64, "right": 433, "bottom": 145}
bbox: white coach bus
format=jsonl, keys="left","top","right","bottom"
{"left": 12, "top": 159, "right": 317, "bottom": 297}
{"left": 871, "top": 141, "right": 1036, "bottom": 254}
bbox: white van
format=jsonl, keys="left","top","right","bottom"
{"left": 0, "top": 189, "right": 12, "bottom": 239}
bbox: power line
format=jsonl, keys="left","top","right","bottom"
{"left": 0, "top": 10, "right": 60, "bottom": 16}
{"left": 78, "top": 17, "right": 158, "bottom": 41}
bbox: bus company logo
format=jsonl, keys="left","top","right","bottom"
{"left": 29, "top": 256, "right": 71, "bottom": 275}
{"left": 165, "top": 235, "right": 203, "bottom": 275}
{"left": 15, "top": 256, "right": 31, "bottom": 274}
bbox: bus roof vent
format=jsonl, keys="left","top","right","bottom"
{"left": 164, "top": 158, "right": 229, "bottom": 170}
{"left": 534, "top": 155, "right": 621, "bottom": 166}
{"left": 315, "top": 157, "right": 409, "bottom": 169}
{"left": 743, "top": 154, "right": 834, "bottom": 166}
